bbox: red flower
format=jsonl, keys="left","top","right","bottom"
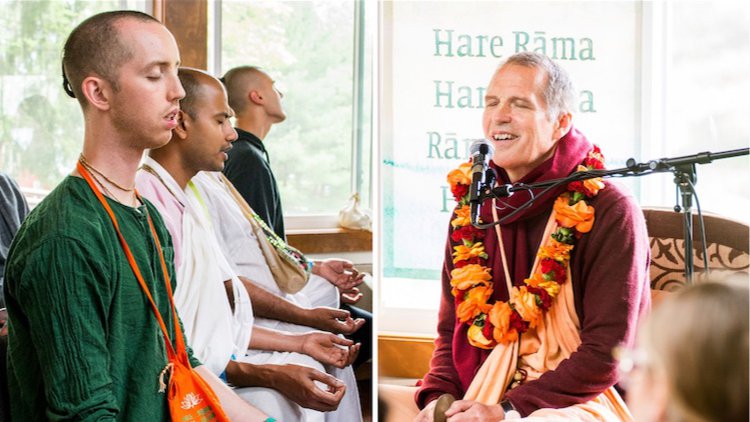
{"left": 540, "top": 259, "right": 566, "bottom": 282}
{"left": 567, "top": 179, "right": 601, "bottom": 198}
{"left": 567, "top": 180, "right": 585, "bottom": 194}
{"left": 482, "top": 318, "right": 495, "bottom": 338}
{"left": 451, "top": 225, "right": 486, "bottom": 242}
{"left": 584, "top": 145, "right": 605, "bottom": 169}
{"left": 509, "top": 310, "right": 529, "bottom": 333}
{"left": 453, "top": 256, "right": 486, "bottom": 268}
{"left": 451, "top": 183, "right": 469, "bottom": 201}
{"left": 527, "top": 286, "right": 553, "bottom": 310}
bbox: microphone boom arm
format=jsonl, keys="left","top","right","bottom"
{"left": 473, "top": 147, "right": 750, "bottom": 285}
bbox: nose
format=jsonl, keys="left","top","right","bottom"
{"left": 226, "top": 126, "right": 238, "bottom": 142}
{"left": 492, "top": 101, "right": 511, "bottom": 124}
{"left": 171, "top": 72, "right": 186, "bottom": 102}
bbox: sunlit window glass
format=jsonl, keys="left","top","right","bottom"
{"left": 221, "top": 0, "right": 356, "bottom": 215}
{"left": 0, "top": 1, "right": 147, "bottom": 207}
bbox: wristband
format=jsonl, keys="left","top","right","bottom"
{"left": 500, "top": 399, "right": 521, "bottom": 419}
{"left": 264, "top": 418, "right": 276, "bottom": 422}
{"left": 306, "top": 260, "right": 314, "bottom": 272}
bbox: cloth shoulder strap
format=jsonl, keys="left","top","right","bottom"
{"left": 218, "top": 173, "right": 309, "bottom": 272}
{"left": 77, "top": 162, "right": 188, "bottom": 363}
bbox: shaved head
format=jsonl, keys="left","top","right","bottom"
{"left": 221, "top": 66, "right": 269, "bottom": 114}
{"left": 178, "top": 67, "right": 226, "bottom": 119}
{"left": 62, "top": 10, "right": 160, "bottom": 107}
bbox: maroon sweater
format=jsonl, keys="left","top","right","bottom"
{"left": 416, "top": 131, "right": 651, "bottom": 416}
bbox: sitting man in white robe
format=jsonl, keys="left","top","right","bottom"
{"left": 136, "top": 67, "right": 362, "bottom": 421}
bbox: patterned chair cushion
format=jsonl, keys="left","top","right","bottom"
{"left": 643, "top": 207, "right": 749, "bottom": 292}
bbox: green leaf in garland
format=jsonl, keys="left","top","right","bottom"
{"left": 551, "top": 227, "right": 576, "bottom": 244}
{"left": 570, "top": 191, "right": 585, "bottom": 204}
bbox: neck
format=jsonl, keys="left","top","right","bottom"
{"left": 235, "top": 113, "right": 272, "bottom": 141}
{"left": 78, "top": 112, "right": 147, "bottom": 186}
{"left": 78, "top": 148, "right": 142, "bottom": 208}
{"left": 147, "top": 149, "right": 197, "bottom": 190}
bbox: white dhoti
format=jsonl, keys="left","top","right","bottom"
{"left": 237, "top": 350, "right": 328, "bottom": 422}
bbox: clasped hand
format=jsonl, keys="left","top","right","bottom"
{"left": 416, "top": 399, "right": 505, "bottom": 422}
{"left": 276, "top": 364, "right": 346, "bottom": 412}
{"left": 300, "top": 331, "right": 360, "bottom": 369}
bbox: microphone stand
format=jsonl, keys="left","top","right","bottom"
{"left": 475, "top": 148, "right": 749, "bottom": 285}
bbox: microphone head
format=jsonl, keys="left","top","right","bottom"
{"left": 469, "top": 139, "right": 495, "bottom": 157}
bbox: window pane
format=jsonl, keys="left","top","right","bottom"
{"left": 655, "top": 1, "right": 750, "bottom": 222}
{"left": 0, "top": 1, "right": 147, "bottom": 205}
{"left": 221, "top": 0, "right": 355, "bottom": 215}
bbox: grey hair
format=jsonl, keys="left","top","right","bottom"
{"left": 501, "top": 51, "right": 575, "bottom": 119}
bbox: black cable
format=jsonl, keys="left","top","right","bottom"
{"left": 687, "top": 178, "right": 710, "bottom": 278}
{"left": 475, "top": 168, "right": 658, "bottom": 229}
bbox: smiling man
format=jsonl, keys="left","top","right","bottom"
{"left": 3, "top": 11, "right": 267, "bottom": 421}
{"left": 414, "top": 52, "right": 652, "bottom": 421}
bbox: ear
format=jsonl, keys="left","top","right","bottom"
{"left": 552, "top": 112, "right": 573, "bottom": 141}
{"left": 172, "top": 110, "right": 189, "bottom": 140}
{"left": 248, "top": 90, "right": 263, "bottom": 105}
{"left": 81, "top": 76, "right": 112, "bottom": 111}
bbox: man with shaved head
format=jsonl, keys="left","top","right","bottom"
{"left": 3, "top": 11, "right": 268, "bottom": 421}
{"left": 221, "top": 66, "right": 287, "bottom": 238}
{"left": 221, "top": 66, "right": 373, "bottom": 375}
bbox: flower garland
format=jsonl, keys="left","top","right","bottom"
{"left": 446, "top": 146, "right": 606, "bottom": 349}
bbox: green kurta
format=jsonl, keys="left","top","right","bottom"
{"left": 4, "top": 176, "right": 200, "bottom": 421}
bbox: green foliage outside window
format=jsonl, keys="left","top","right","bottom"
{"left": 222, "top": 0, "right": 357, "bottom": 215}
{"left": 0, "top": 0, "right": 134, "bottom": 191}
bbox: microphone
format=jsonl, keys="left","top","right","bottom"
{"left": 468, "top": 139, "right": 495, "bottom": 227}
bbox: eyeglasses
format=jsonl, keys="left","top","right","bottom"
{"left": 612, "top": 345, "right": 650, "bottom": 390}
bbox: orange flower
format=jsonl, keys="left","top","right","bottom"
{"left": 447, "top": 162, "right": 472, "bottom": 187}
{"left": 525, "top": 273, "right": 562, "bottom": 297}
{"left": 524, "top": 272, "right": 545, "bottom": 288}
{"left": 450, "top": 264, "right": 492, "bottom": 293}
{"left": 489, "top": 301, "right": 518, "bottom": 343}
{"left": 574, "top": 165, "right": 606, "bottom": 196}
{"left": 451, "top": 204, "right": 471, "bottom": 228}
{"left": 467, "top": 322, "right": 495, "bottom": 349}
{"left": 456, "top": 285, "right": 493, "bottom": 322}
{"left": 511, "top": 286, "right": 542, "bottom": 329}
{"left": 538, "top": 238, "right": 574, "bottom": 262}
{"left": 554, "top": 195, "right": 595, "bottom": 233}
{"left": 453, "top": 242, "right": 486, "bottom": 264}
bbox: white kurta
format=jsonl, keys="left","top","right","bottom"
{"left": 137, "top": 160, "right": 319, "bottom": 421}
{"left": 192, "top": 171, "right": 362, "bottom": 422}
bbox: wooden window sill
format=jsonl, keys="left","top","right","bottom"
{"left": 286, "top": 229, "right": 372, "bottom": 254}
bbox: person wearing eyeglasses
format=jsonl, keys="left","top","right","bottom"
{"left": 623, "top": 279, "right": 748, "bottom": 422}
